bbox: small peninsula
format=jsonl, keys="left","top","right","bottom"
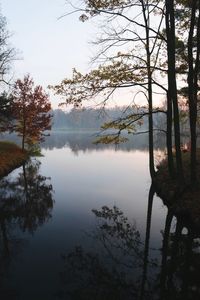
{"left": 0, "top": 141, "right": 28, "bottom": 178}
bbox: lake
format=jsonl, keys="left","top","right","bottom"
{"left": 0, "top": 131, "right": 199, "bottom": 299}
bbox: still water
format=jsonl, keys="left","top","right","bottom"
{"left": 0, "top": 132, "right": 199, "bottom": 299}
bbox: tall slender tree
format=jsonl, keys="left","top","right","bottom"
{"left": 165, "top": 0, "right": 184, "bottom": 182}
{"left": 52, "top": 0, "right": 166, "bottom": 178}
{"left": 187, "top": 0, "right": 200, "bottom": 183}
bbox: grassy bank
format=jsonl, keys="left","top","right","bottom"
{"left": 0, "top": 141, "right": 28, "bottom": 178}
{"left": 155, "top": 150, "right": 200, "bottom": 230}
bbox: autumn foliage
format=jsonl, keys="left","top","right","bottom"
{"left": 11, "top": 75, "right": 52, "bottom": 150}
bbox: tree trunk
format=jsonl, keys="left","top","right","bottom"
{"left": 166, "top": 0, "right": 184, "bottom": 183}
{"left": 188, "top": 0, "right": 199, "bottom": 184}
{"left": 22, "top": 109, "right": 26, "bottom": 151}
{"left": 166, "top": 91, "right": 175, "bottom": 177}
{"left": 141, "top": 0, "right": 155, "bottom": 179}
{"left": 22, "top": 132, "right": 25, "bottom": 151}
{"left": 148, "top": 60, "right": 155, "bottom": 179}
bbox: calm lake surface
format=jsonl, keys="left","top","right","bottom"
{"left": 0, "top": 132, "right": 199, "bottom": 299}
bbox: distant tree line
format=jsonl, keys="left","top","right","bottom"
{"left": 51, "top": 105, "right": 198, "bottom": 135}
{"left": 52, "top": 107, "right": 149, "bottom": 131}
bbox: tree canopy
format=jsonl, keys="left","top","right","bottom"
{"left": 11, "top": 75, "right": 52, "bottom": 151}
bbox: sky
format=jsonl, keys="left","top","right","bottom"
{"left": 1, "top": 0, "right": 96, "bottom": 108}
{"left": 1, "top": 0, "right": 164, "bottom": 109}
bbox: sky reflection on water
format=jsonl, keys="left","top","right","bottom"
{"left": 0, "top": 132, "right": 176, "bottom": 299}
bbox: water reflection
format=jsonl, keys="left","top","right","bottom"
{"left": 58, "top": 184, "right": 200, "bottom": 300}
{"left": 0, "top": 159, "right": 54, "bottom": 298}
{"left": 58, "top": 206, "right": 149, "bottom": 300}
{"left": 0, "top": 159, "right": 54, "bottom": 234}
{"left": 160, "top": 212, "right": 200, "bottom": 300}
{"left": 1, "top": 131, "right": 166, "bottom": 153}
{"left": 0, "top": 133, "right": 199, "bottom": 299}
{"left": 42, "top": 131, "right": 166, "bottom": 153}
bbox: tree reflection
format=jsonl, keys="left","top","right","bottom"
{"left": 58, "top": 202, "right": 157, "bottom": 299}
{"left": 140, "top": 183, "right": 155, "bottom": 300}
{"left": 159, "top": 216, "right": 200, "bottom": 300}
{"left": 41, "top": 131, "right": 165, "bottom": 154}
{"left": 58, "top": 185, "right": 200, "bottom": 300}
{"left": 0, "top": 159, "right": 54, "bottom": 234}
{"left": 0, "top": 159, "right": 54, "bottom": 296}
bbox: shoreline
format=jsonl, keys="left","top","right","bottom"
{"left": 154, "top": 152, "right": 200, "bottom": 232}
{"left": 0, "top": 141, "right": 28, "bottom": 179}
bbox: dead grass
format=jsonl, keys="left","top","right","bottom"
{"left": 0, "top": 141, "right": 28, "bottom": 178}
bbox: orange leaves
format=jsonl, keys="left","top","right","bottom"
{"left": 11, "top": 75, "right": 52, "bottom": 149}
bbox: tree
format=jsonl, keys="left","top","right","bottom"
{"left": 0, "top": 11, "right": 17, "bottom": 131}
{"left": 53, "top": 0, "right": 199, "bottom": 185}
{"left": 165, "top": 0, "right": 182, "bottom": 179}
{"left": 0, "top": 92, "right": 13, "bottom": 131}
{"left": 0, "top": 12, "right": 16, "bottom": 86}
{"left": 52, "top": 0, "right": 166, "bottom": 179}
{"left": 187, "top": 0, "right": 200, "bottom": 183}
{"left": 165, "top": 0, "right": 200, "bottom": 184}
{"left": 11, "top": 75, "right": 52, "bottom": 151}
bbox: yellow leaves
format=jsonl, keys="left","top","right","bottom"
{"left": 101, "top": 120, "right": 136, "bottom": 132}
{"left": 94, "top": 135, "right": 128, "bottom": 144}
{"left": 100, "top": 109, "right": 143, "bottom": 133}
{"left": 50, "top": 53, "right": 148, "bottom": 110}
{"left": 86, "top": 0, "right": 132, "bottom": 10}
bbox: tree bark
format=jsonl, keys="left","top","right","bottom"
{"left": 166, "top": 91, "right": 175, "bottom": 177}
{"left": 188, "top": 0, "right": 199, "bottom": 184}
{"left": 22, "top": 106, "right": 26, "bottom": 151}
{"left": 142, "top": 0, "right": 156, "bottom": 179}
{"left": 165, "top": 0, "right": 184, "bottom": 182}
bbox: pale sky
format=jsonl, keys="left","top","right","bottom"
{"left": 1, "top": 0, "right": 96, "bottom": 108}
{"left": 1, "top": 0, "right": 164, "bottom": 109}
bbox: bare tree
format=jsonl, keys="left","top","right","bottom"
{"left": 0, "top": 13, "right": 16, "bottom": 87}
